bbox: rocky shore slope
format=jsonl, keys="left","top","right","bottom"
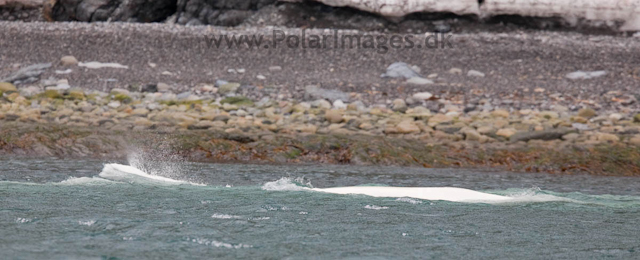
{"left": 1, "top": 22, "right": 640, "bottom": 176}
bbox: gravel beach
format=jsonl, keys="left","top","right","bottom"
{"left": 1, "top": 21, "right": 639, "bottom": 111}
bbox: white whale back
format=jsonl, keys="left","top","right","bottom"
{"left": 100, "top": 163, "right": 194, "bottom": 185}
{"left": 312, "top": 186, "right": 513, "bottom": 203}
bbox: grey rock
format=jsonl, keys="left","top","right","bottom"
{"left": 350, "top": 100, "right": 366, "bottom": 111}
{"left": 156, "top": 82, "right": 171, "bottom": 93}
{"left": 140, "top": 84, "right": 158, "bottom": 93}
{"left": 435, "top": 124, "right": 463, "bottom": 134}
{"left": 49, "top": 0, "right": 177, "bottom": 22}
{"left": 55, "top": 83, "right": 71, "bottom": 91}
{"left": 186, "top": 18, "right": 203, "bottom": 26}
{"left": 304, "top": 85, "right": 349, "bottom": 102}
{"left": 433, "top": 22, "right": 451, "bottom": 33}
{"left": 215, "top": 80, "right": 229, "bottom": 87}
{"left": 510, "top": 129, "right": 577, "bottom": 143}
{"left": 213, "top": 115, "right": 230, "bottom": 123}
{"left": 19, "top": 86, "right": 42, "bottom": 97}
{"left": 174, "top": 0, "right": 276, "bottom": 25}
{"left": 215, "top": 10, "right": 252, "bottom": 26}
{"left": 381, "top": 62, "right": 421, "bottom": 79}
{"left": 2, "top": 63, "right": 51, "bottom": 84}
{"left": 146, "top": 102, "right": 160, "bottom": 110}
{"left": 110, "top": 88, "right": 130, "bottom": 96}
{"left": 159, "top": 93, "right": 177, "bottom": 101}
{"left": 392, "top": 98, "right": 407, "bottom": 112}
{"left": 463, "top": 104, "right": 477, "bottom": 113}
{"left": 571, "top": 123, "right": 591, "bottom": 131}
{"left": 4, "top": 114, "right": 19, "bottom": 121}
{"left": 177, "top": 91, "right": 192, "bottom": 100}
{"left": 255, "top": 97, "right": 271, "bottom": 108}
{"left": 219, "top": 82, "right": 241, "bottom": 95}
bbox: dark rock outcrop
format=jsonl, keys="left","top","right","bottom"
{"left": 173, "top": 0, "right": 276, "bottom": 26}
{"left": 48, "top": 0, "right": 178, "bottom": 22}
{"left": 45, "top": 0, "right": 277, "bottom": 24}
{"left": 41, "top": 0, "right": 632, "bottom": 33}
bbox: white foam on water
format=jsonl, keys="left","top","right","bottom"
{"left": 261, "top": 177, "right": 312, "bottom": 191}
{"left": 58, "top": 177, "right": 117, "bottom": 185}
{"left": 0, "top": 181, "right": 40, "bottom": 186}
{"left": 396, "top": 198, "right": 423, "bottom": 204}
{"left": 248, "top": 217, "right": 270, "bottom": 221}
{"left": 499, "top": 187, "right": 579, "bottom": 204}
{"left": 211, "top": 214, "right": 242, "bottom": 219}
{"left": 78, "top": 220, "right": 96, "bottom": 226}
{"left": 364, "top": 205, "right": 389, "bottom": 210}
{"left": 99, "top": 163, "right": 204, "bottom": 186}
{"left": 189, "top": 238, "right": 252, "bottom": 249}
{"left": 15, "top": 218, "right": 32, "bottom": 223}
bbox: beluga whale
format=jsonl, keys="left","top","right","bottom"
{"left": 311, "top": 186, "right": 513, "bottom": 203}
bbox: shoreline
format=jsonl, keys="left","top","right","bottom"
{"left": 1, "top": 22, "right": 640, "bottom": 176}
{"left": 1, "top": 118, "right": 639, "bottom": 176}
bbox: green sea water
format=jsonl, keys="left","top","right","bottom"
{"left": 1, "top": 158, "right": 639, "bottom": 259}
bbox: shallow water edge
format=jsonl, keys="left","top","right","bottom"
{"left": 2, "top": 123, "right": 640, "bottom": 176}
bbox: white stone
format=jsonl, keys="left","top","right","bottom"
{"left": 566, "top": 70, "right": 607, "bottom": 80}
{"left": 55, "top": 69, "right": 72, "bottom": 74}
{"left": 412, "top": 92, "right": 433, "bottom": 100}
{"left": 609, "top": 113, "right": 623, "bottom": 121}
{"left": 269, "top": 66, "right": 282, "bottom": 72}
{"left": 60, "top": 56, "right": 78, "bottom": 66}
{"left": 78, "top": 62, "right": 128, "bottom": 69}
{"left": 406, "top": 77, "right": 434, "bottom": 85}
{"left": 333, "top": 100, "right": 347, "bottom": 109}
{"left": 467, "top": 70, "right": 485, "bottom": 77}
{"left": 107, "top": 101, "right": 121, "bottom": 108}
{"left": 311, "top": 99, "right": 332, "bottom": 109}
{"left": 449, "top": 68, "right": 463, "bottom": 75}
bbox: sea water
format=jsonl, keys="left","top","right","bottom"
{"left": 1, "top": 157, "right": 639, "bottom": 259}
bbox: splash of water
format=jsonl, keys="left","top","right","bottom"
{"left": 127, "top": 150, "right": 185, "bottom": 180}
{"left": 500, "top": 187, "right": 578, "bottom": 204}
{"left": 261, "top": 177, "right": 313, "bottom": 191}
